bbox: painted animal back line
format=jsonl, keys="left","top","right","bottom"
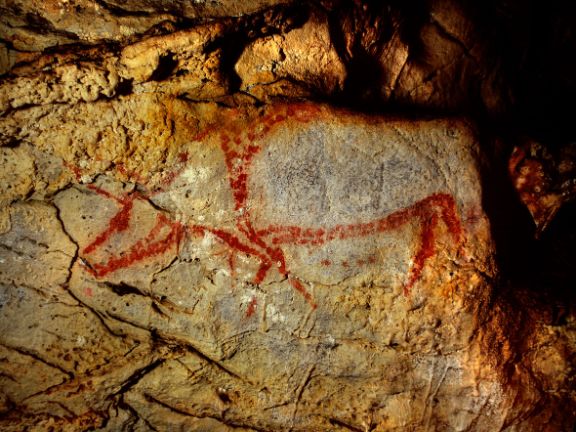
{"left": 73, "top": 104, "right": 463, "bottom": 308}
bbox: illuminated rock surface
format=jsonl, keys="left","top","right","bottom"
{"left": 0, "top": 1, "right": 575, "bottom": 431}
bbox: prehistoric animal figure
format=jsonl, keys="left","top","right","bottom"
{"left": 77, "top": 104, "right": 463, "bottom": 308}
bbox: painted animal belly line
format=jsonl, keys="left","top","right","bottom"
{"left": 78, "top": 188, "right": 461, "bottom": 304}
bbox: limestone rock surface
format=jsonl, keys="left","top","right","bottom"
{"left": 1, "top": 1, "right": 575, "bottom": 431}
{"left": 0, "top": 94, "right": 573, "bottom": 430}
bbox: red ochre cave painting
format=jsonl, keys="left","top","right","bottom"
{"left": 81, "top": 185, "right": 186, "bottom": 278}
{"left": 73, "top": 104, "right": 463, "bottom": 315}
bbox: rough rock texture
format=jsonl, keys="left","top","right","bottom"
{"left": 0, "top": 99, "right": 499, "bottom": 430}
{"left": 1, "top": 1, "right": 575, "bottom": 431}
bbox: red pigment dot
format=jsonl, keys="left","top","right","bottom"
{"left": 245, "top": 296, "right": 258, "bottom": 318}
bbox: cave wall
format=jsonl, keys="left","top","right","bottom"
{"left": 0, "top": 1, "right": 575, "bottom": 431}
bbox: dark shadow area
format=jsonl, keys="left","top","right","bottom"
{"left": 514, "top": 0, "right": 576, "bottom": 145}
{"left": 481, "top": 137, "right": 576, "bottom": 320}
{"left": 530, "top": 201, "right": 576, "bottom": 304}
{"left": 324, "top": 0, "right": 430, "bottom": 109}
{"left": 149, "top": 52, "right": 178, "bottom": 82}
{"left": 204, "top": 3, "right": 310, "bottom": 94}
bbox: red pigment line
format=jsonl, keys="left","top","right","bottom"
{"left": 230, "top": 173, "right": 249, "bottom": 210}
{"left": 195, "top": 223, "right": 280, "bottom": 283}
{"left": 257, "top": 225, "right": 301, "bottom": 241}
{"left": 187, "top": 225, "right": 206, "bottom": 237}
{"left": 254, "top": 261, "right": 272, "bottom": 285}
{"left": 254, "top": 192, "right": 462, "bottom": 296}
{"left": 238, "top": 218, "right": 287, "bottom": 280}
{"left": 79, "top": 105, "right": 323, "bottom": 287}
{"left": 132, "top": 105, "right": 320, "bottom": 211}
{"left": 289, "top": 278, "right": 317, "bottom": 309}
{"left": 204, "top": 227, "right": 269, "bottom": 264}
{"left": 245, "top": 104, "right": 317, "bottom": 143}
{"left": 228, "top": 253, "right": 236, "bottom": 285}
{"left": 83, "top": 195, "right": 135, "bottom": 255}
{"left": 220, "top": 133, "right": 262, "bottom": 211}
{"left": 243, "top": 144, "right": 260, "bottom": 162}
{"left": 245, "top": 296, "right": 258, "bottom": 318}
{"left": 219, "top": 135, "right": 234, "bottom": 168}
{"left": 217, "top": 105, "right": 321, "bottom": 217}
{"left": 430, "top": 193, "right": 462, "bottom": 241}
{"left": 91, "top": 108, "right": 460, "bottom": 302}
{"left": 190, "top": 223, "right": 276, "bottom": 285}
{"left": 260, "top": 206, "right": 415, "bottom": 246}
{"left": 220, "top": 135, "right": 245, "bottom": 209}
{"left": 146, "top": 213, "right": 172, "bottom": 241}
{"left": 86, "top": 184, "right": 122, "bottom": 202}
{"left": 263, "top": 208, "right": 408, "bottom": 246}
{"left": 239, "top": 221, "right": 277, "bottom": 282}
{"left": 262, "top": 194, "right": 460, "bottom": 249}
{"left": 91, "top": 215, "right": 184, "bottom": 278}
{"left": 404, "top": 213, "right": 439, "bottom": 295}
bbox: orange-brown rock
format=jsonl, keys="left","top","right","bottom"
{"left": 0, "top": 1, "right": 575, "bottom": 431}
